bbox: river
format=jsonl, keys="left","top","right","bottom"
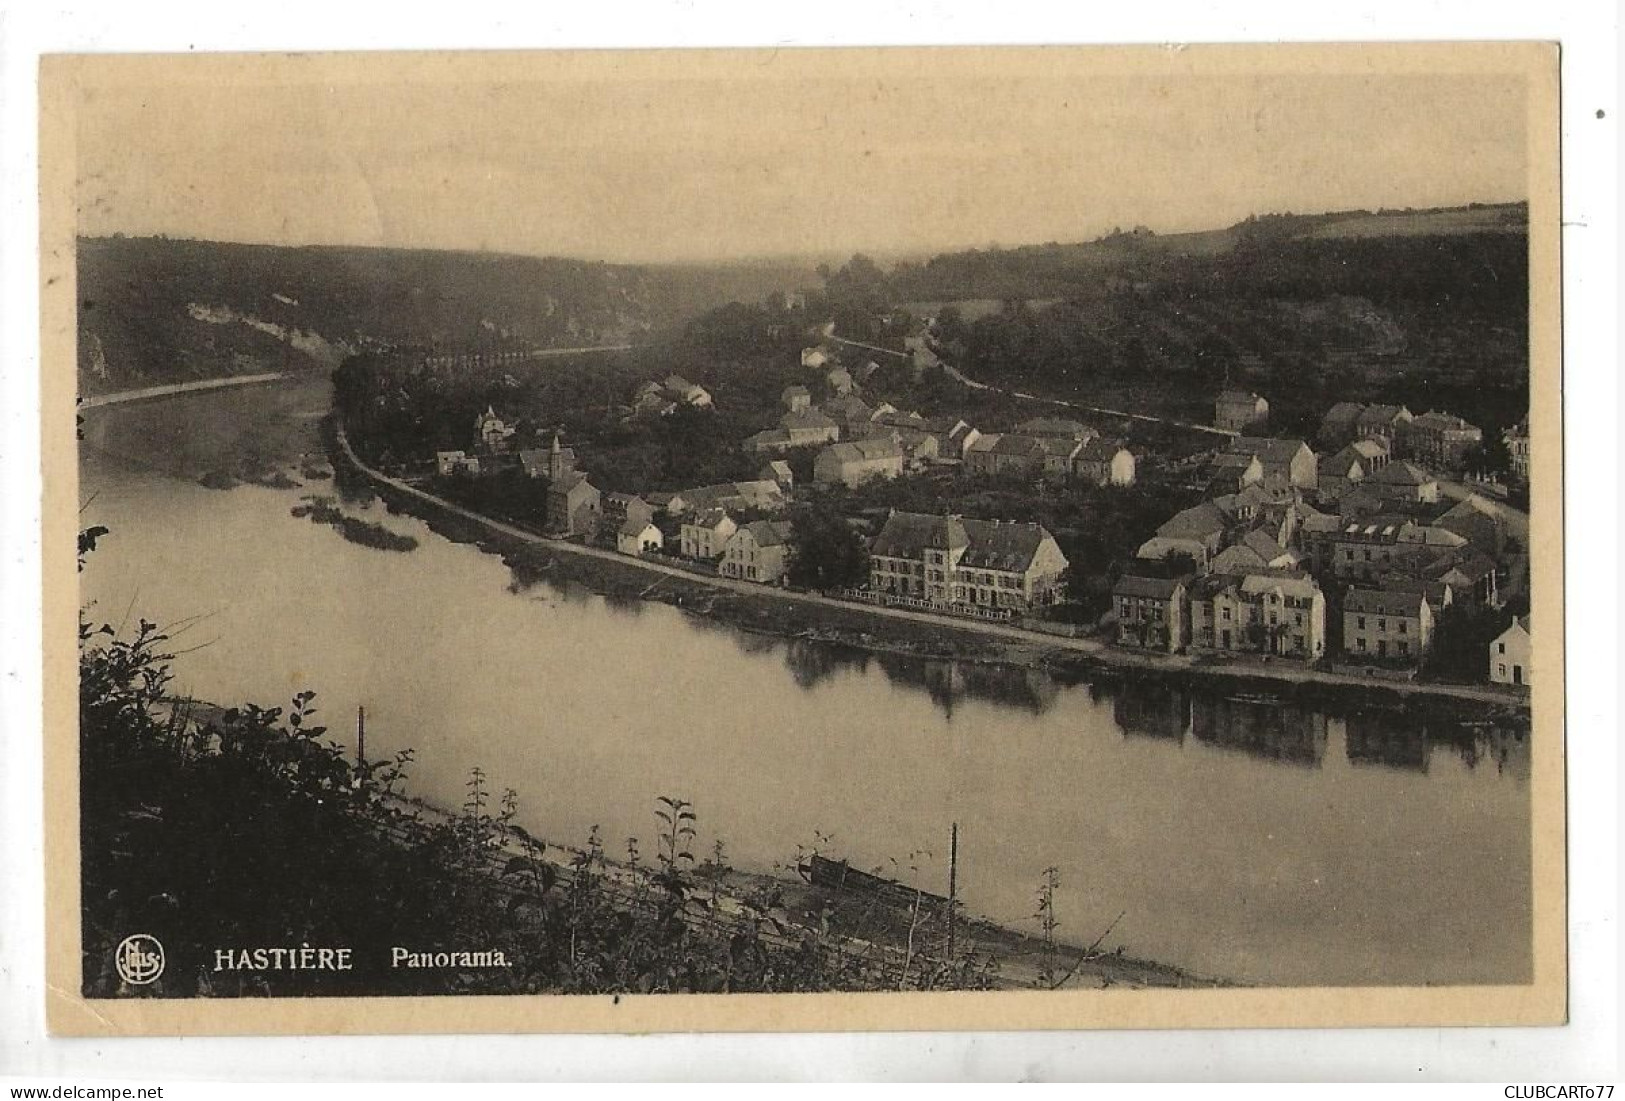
{"left": 77, "top": 376, "right": 1532, "bottom": 987}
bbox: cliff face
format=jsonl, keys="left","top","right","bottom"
{"left": 75, "top": 236, "right": 818, "bottom": 395}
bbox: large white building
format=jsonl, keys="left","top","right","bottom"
{"left": 868, "top": 511, "right": 1069, "bottom": 614}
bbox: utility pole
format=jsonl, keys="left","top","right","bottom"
{"left": 947, "top": 822, "right": 959, "bottom": 962}
{"left": 356, "top": 704, "right": 366, "bottom": 767}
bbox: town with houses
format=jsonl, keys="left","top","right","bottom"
{"left": 415, "top": 307, "right": 1532, "bottom": 695}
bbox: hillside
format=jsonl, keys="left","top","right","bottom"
{"left": 75, "top": 236, "right": 818, "bottom": 395}
{"left": 879, "top": 203, "right": 1531, "bottom": 439}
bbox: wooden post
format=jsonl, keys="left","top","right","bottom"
{"left": 947, "top": 822, "right": 959, "bottom": 961}
{"left": 356, "top": 704, "right": 366, "bottom": 766}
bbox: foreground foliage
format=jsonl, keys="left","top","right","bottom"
{"left": 80, "top": 583, "right": 992, "bottom": 997}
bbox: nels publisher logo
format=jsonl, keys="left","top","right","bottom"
{"left": 115, "top": 934, "right": 165, "bottom": 985}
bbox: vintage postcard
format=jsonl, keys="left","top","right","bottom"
{"left": 41, "top": 42, "right": 1563, "bottom": 1036}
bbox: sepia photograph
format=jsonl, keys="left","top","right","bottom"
{"left": 40, "top": 41, "right": 1564, "bottom": 1036}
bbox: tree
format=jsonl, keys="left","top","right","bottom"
{"left": 786, "top": 505, "right": 870, "bottom": 591}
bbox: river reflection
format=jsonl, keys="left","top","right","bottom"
{"left": 77, "top": 378, "right": 1535, "bottom": 987}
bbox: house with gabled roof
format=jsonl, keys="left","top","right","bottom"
{"left": 813, "top": 437, "right": 905, "bottom": 488}
{"left": 821, "top": 393, "right": 875, "bottom": 438}
{"left": 925, "top": 416, "right": 981, "bottom": 461}
{"left": 1230, "top": 437, "right": 1317, "bottom": 490}
{"left": 679, "top": 508, "right": 737, "bottom": 560}
{"left": 1136, "top": 502, "right": 1229, "bottom": 570}
{"left": 720, "top": 519, "right": 795, "bottom": 584}
{"left": 1436, "top": 494, "right": 1506, "bottom": 556}
{"left": 1189, "top": 569, "right": 1326, "bottom": 659}
{"left": 1355, "top": 404, "right": 1414, "bottom": 446}
{"left": 781, "top": 384, "right": 811, "bottom": 413}
{"left": 1016, "top": 417, "right": 1096, "bottom": 442}
{"left": 962, "top": 432, "right": 1002, "bottom": 475}
{"left": 1211, "top": 531, "right": 1300, "bottom": 574}
{"left": 1489, "top": 615, "right": 1531, "bottom": 686}
{"left": 1318, "top": 401, "right": 1366, "bottom": 447}
{"left": 1401, "top": 411, "right": 1483, "bottom": 470}
{"left": 1343, "top": 586, "right": 1435, "bottom": 666}
{"left": 1072, "top": 439, "right": 1136, "bottom": 487}
{"left": 1214, "top": 389, "right": 1269, "bottom": 433}
{"left": 758, "top": 460, "right": 794, "bottom": 488}
{"left": 1112, "top": 574, "right": 1189, "bottom": 653}
{"left": 616, "top": 517, "right": 664, "bottom": 557}
{"left": 546, "top": 470, "right": 601, "bottom": 537}
{"left": 1369, "top": 460, "right": 1439, "bottom": 504}
{"left": 1207, "top": 451, "right": 1265, "bottom": 494}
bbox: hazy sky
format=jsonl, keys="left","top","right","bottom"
{"left": 73, "top": 49, "right": 1531, "bottom": 263}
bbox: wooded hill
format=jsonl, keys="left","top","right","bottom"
{"left": 75, "top": 235, "right": 818, "bottom": 395}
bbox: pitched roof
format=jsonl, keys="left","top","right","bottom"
{"left": 761, "top": 460, "right": 793, "bottom": 480}
{"left": 1218, "top": 389, "right": 1266, "bottom": 405}
{"left": 871, "top": 510, "right": 1056, "bottom": 572}
{"left": 1345, "top": 586, "right": 1428, "bottom": 617}
{"left": 1409, "top": 410, "right": 1480, "bottom": 433}
{"left": 619, "top": 516, "right": 659, "bottom": 537}
{"left": 688, "top": 508, "right": 732, "bottom": 529}
{"left": 781, "top": 384, "right": 810, "bottom": 399}
{"left": 1156, "top": 502, "right": 1228, "bottom": 540}
{"left": 821, "top": 394, "right": 872, "bottom": 418}
{"left": 1238, "top": 571, "right": 1320, "bottom": 601}
{"left": 1439, "top": 494, "right": 1501, "bottom": 522}
{"left": 1322, "top": 401, "right": 1365, "bottom": 426}
{"left": 1350, "top": 438, "right": 1389, "bottom": 460}
{"left": 823, "top": 437, "right": 904, "bottom": 465}
{"left": 1372, "top": 460, "right": 1434, "bottom": 486}
{"left": 739, "top": 519, "right": 794, "bottom": 548}
{"left": 1232, "top": 437, "right": 1312, "bottom": 467}
{"left": 1114, "top": 574, "right": 1186, "bottom": 600}
{"left": 957, "top": 518, "right": 1052, "bottom": 571}
{"left": 743, "top": 428, "right": 792, "bottom": 449}
{"left": 990, "top": 434, "right": 1048, "bottom": 458}
{"left": 1209, "top": 543, "right": 1268, "bottom": 574}
{"left": 871, "top": 511, "right": 968, "bottom": 557}
{"left": 1320, "top": 449, "right": 1364, "bottom": 478}
{"left": 1211, "top": 451, "right": 1261, "bottom": 470}
{"left": 1075, "top": 437, "right": 1129, "bottom": 462}
{"left": 1356, "top": 404, "right": 1411, "bottom": 428}
{"left": 1242, "top": 530, "right": 1289, "bottom": 561}
{"left": 780, "top": 409, "right": 838, "bottom": 432}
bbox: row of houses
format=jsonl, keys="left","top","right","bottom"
{"left": 1113, "top": 565, "right": 1500, "bottom": 672}
{"left": 1317, "top": 402, "right": 1486, "bottom": 471}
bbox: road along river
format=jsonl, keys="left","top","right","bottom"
{"left": 77, "top": 375, "right": 1533, "bottom": 987}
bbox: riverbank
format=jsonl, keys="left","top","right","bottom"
{"left": 332, "top": 419, "right": 1530, "bottom": 725}
{"left": 380, "top": 785, "right": 1229, "bottom": 992}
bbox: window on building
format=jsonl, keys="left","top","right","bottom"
{"left": 1499, "top": 663, "right": 1507, "bottom": 677}
{"left": 1221, "top": 607, "right": 1232, "bottom": 621}
{"left": 1357, "top": 616, "right": 1366, "bottom": 629}
{"left": 1398, "top": 620, "right": 1407, "bottom": 634}
{"left": 1356, "top": 637, "right": 1367, "bottom": 652}
{"left": 1398, "top": 641, "right": 1409, "bottom": 656}
{"left": 1498, "top": 642, "right": 1506, "bottom": 654}
{"left": 1377, "top": 618, "right": 1386, "bottom": 631}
